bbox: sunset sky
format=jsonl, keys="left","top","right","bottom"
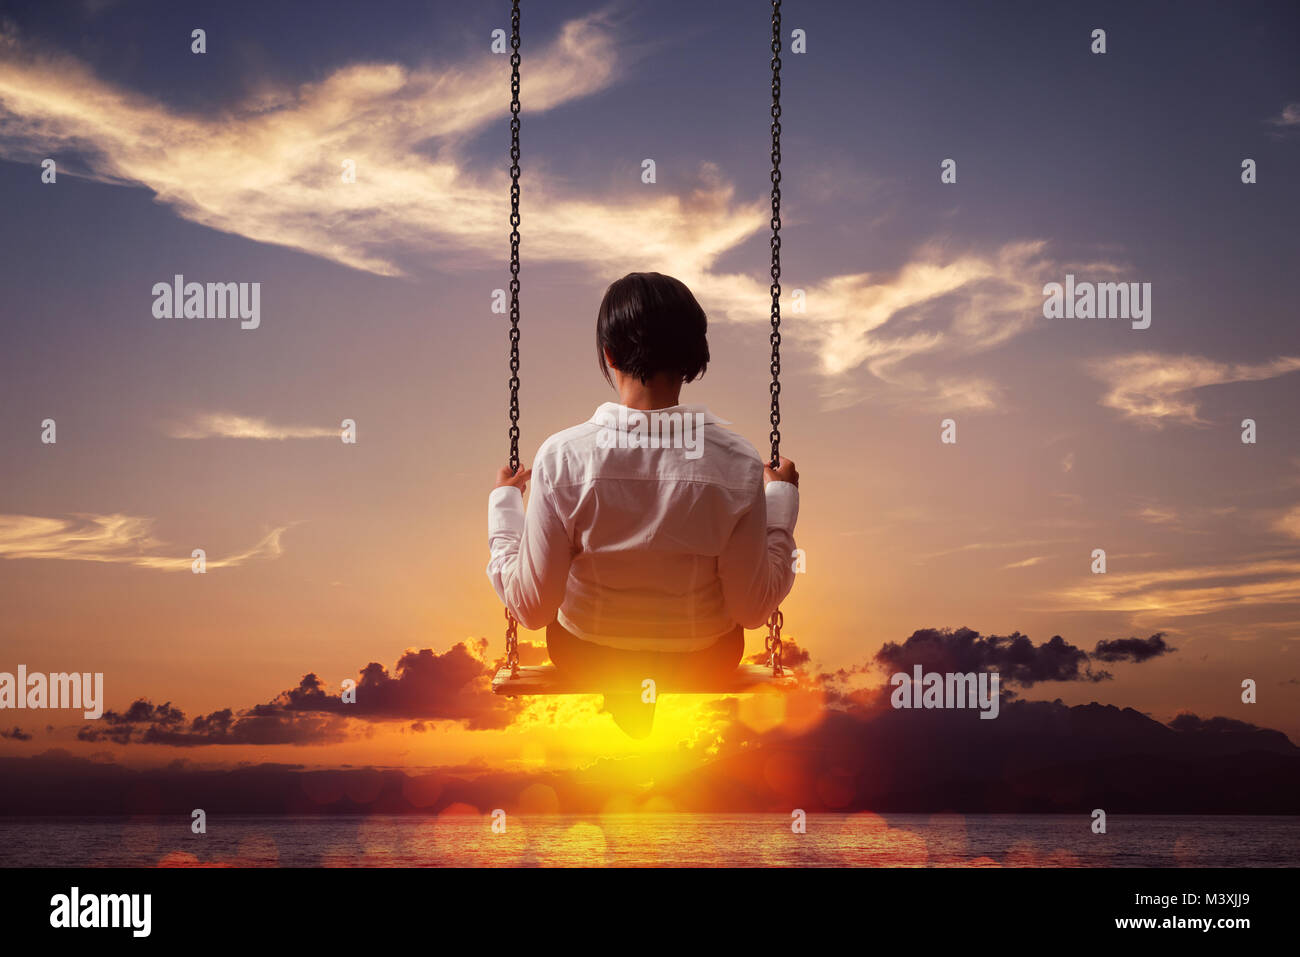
{"left": 1, "top": 0, "right": 1298, "bottom": 786}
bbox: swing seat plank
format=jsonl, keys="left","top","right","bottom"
{"left": 491, "top": 663, "right": 794, "bottom": 696}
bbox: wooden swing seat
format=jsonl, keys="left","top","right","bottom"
{"left": 491, "top": 663, "right": 794, "bottom": 696}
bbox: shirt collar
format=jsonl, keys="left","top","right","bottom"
{"left": 589, "top": 402, "right": 731, "bottom": 428}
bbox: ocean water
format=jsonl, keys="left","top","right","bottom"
{"left": 2, "top": 813, "right": 1296, "bottom": 867}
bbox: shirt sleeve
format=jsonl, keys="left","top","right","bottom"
{"left": 717, "top": 480, "right": 800, "bottom": 630}
{"left": 485, "top": 465, "right": 574, "bottom": 630}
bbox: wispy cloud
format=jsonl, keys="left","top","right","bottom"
{"left": 0, "top": 12, "right": 629, "bottom": 276}
{"left": 166, "top": 412, "right": 336, "bottom": 440}
{"left": 0, "top": 18, "right": 1074, "bottom": 411}
{"left": 1275, "top": 506, "right": 1300, "bottom": 541}
{"left": 1135, "top": 505, "right": 1179, "bottom": 525}
{"left": 1088, "top": 353, "right": 1300, "bottom": 427}
{"left": 1268, "top": 102, "right": 1300, "bottom": 129}
{"left": 807, "top": 240, "right": 1063, "bottom": 412}
{"left": 917, "top": 538, "right": 1066, "bottom": 564}
{"left": 1048, "top": 556, "right": 1300, "bottom": 625}
{"left": 0, "top": 514, "right": 287, "bottom": 570}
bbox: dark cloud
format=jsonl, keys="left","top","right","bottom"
{"left": 1093, "top": 633, "right": 1175, "bottom": 663}
{"left": 273, "top": 640, "right": 522, "bottom": 730}
{"left": 78, "top": 703, "right": 349, "bottom": 747}
{"left": 874, "top": 627, "right": 1108, "bottom": 686}
{"left": 63, "top": 623, "right": 1187, "bottom": 753}
{"left": 0, "top": 727, "right": 33, "bottom": 741}
{"left": 77, "top": 640, "right": 524, "bottom": 745}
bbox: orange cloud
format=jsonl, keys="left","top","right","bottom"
{"left": 1088, "top": 353, "right": 1300, "bottom": 427}
{"left": 1047, "top": 556, "right": 1300, "bottom": 626}
{"left": 0, "top": 513, "right": 288, "bottom": 570}
{"left": 165, "top": 413, "right": 337, "bottom": 440}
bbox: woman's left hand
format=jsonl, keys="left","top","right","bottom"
{"left": 495, "top": 465, "right": 531, "bottom": 494}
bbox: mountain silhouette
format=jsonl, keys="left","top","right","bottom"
{"left": 0, "top": 697, "right": 1294, "bottom": 815}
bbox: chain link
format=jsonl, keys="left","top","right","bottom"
{"left": 765, "top": 609, "right": 784, "bottom": 676}
{"left": 504, "top": 0, "right": 522, "bottom": 674}
{"left": 768, "top": 0, "right": 782, "bottom": 471}
{"left": 505, "top": 606, "right": 520, "bottom": 677}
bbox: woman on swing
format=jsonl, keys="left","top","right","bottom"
{"left": 486, "top": 271, "right": 800, "bottom": 735}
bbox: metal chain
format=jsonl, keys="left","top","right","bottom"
{"left": 767, "top": 1, "right": 787, "bottom": 678}
{"left": 504, "top": 0, "right": 522, "bottom": 677}
{"left": 765, "top": 609, "right": 784, "bottom": 677}
{"left": 504, "top": 606, "right": 519, "bottom": 677}
{"left": 767, "top": 0, "right": 782, "bottom": 471}
{"left": 508, "top": 0, "right": 522, "bottom": 475}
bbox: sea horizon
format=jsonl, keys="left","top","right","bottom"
{"left": 3, "top": 813, "right": 1295, "bottom": 868}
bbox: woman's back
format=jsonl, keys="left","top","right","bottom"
{"left": 487, "top": 400, "right": 798, "bottom": 651}
{"left": 486, "top": 272, "right": 799, "bottom": 660}
{"left": 546, "top": 401, "right": 766, "bottom": 648}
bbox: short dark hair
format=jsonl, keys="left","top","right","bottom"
{"left": 596, "top": 272, "right": 710, "bottom": 386}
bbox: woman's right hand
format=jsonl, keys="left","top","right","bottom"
{"left": 495, "top": 464, "right": 532, "bottom": 493}
{"left": 763, "top": 456, "right": 799, "bottom": 487}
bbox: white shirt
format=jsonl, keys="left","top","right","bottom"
{"left": 487, "top": 402, "right": 800, "bottom": 651}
